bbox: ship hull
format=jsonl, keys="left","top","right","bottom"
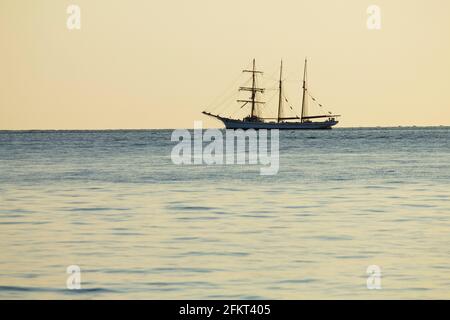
{"left": 220, "top": 118, "right": 338, "bottom": 130}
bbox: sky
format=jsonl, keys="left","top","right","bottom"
{"left": 1, "top": 0, "right": 449, "bottom": 129}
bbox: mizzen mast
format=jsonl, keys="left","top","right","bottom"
{"left": 277, "top": 60, "right": 284, "bottom": 123}
{"left": 301, "top": 58, "right": 308, "bottom": 122}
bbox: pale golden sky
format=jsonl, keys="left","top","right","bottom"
{"left": 1, "top": 0, "right": 449, "bottom": 129}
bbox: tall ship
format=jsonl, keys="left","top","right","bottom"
{"left": 202, "top": 59, "right": 340, "bottom": 129}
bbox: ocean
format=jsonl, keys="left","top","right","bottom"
{"left": 0, "top": 127, "right": 449, "bottom": 299}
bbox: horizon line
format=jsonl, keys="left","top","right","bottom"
{"left": 1, "top": 125, "right": 450, "bottom": 131}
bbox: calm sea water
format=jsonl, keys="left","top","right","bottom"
{"left": 0, "top": 127, "right": 449, "bottom": 299}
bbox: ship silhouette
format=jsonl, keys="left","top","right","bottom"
{"left": 203, "top": 59, "right": 340, "bottom": 129}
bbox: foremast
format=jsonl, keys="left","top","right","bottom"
{"left": 238, "top": 59, "right": 265, "bottom": 119}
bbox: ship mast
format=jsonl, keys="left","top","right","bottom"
{"left": 277, "top": 60, "right": 283, "bottom": 123}
{"left": 239, "top": 59, "right": 264, "bottom": 118}
{"left": 301, "top": 58, "right": 308, "bottom": 122}
{"left": 251, "top": 59, "right": 257, "bottom": 117}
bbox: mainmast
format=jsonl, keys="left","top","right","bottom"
{"left": 301, "top": 58, "right": 308, "bottom": 122}
{"left": 277, "top": 60, "right": 283, "bottom": 123}
{"left": 239, "top": 59, "right": 264, "bottom": 118}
